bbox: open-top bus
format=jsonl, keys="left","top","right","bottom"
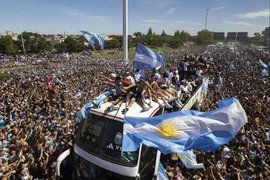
{"left": 56, "top": 78, "right": 208, "bottom": 180}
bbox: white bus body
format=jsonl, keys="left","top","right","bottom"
{"left": 56, "top": 79, "right": 207, "bottom": 180}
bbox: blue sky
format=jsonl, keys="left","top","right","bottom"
{"left": 0, "top": 0, "right": 269, "bottom": 36}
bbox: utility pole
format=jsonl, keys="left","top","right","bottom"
{"left": 123, "top": 0, "right": 128, "bottom": 62}
{"left": 16, "top": 11, "right": 26, "bottom": 54}
{"left": 205, "top": 8, "right": 210, "bottom": 30}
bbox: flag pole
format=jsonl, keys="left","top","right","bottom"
{"left": 16, "top": 11, "right": 26, "bottom": 55}
{"left": 123, "top": 0, "right": 128, "bottom": 62}
{"left": 90, "top": 44, "right": 105, "bottom": 60}
{"left": 153, "top": 106, "right": 164, "bottom": 177}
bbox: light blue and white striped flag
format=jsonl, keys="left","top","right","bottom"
{"left": 80, "top": 30, "right": 105, "bottom": 49}
{"left": 178, "top": 150, "right": 205, "bottom": 169}
{"left": 77, "top": 101, "right": 93, "bottom": 122}
{"left": 133, "top": 44, "right": 165, "bottom": 71}
{"left": 94, "top": 88, "right": 115, "bottom": 105}
{"left": 122, "top": 97, "right": 247, "bottom": 154}
{"left": 230, "top": 63, "right": 235, "bottom": 71}
{"left": 259, "top": 59, "right": 268, "bottom": 68}
{"left": 56, "top": 78, "right": 67, "bottom": 86}
{"left": 262, "top": 69, "right": 269, "bottom": 77}
{"left": 218, "top": 75, "right": 223, "bottom": 89}
{"left": 202, "top": 78, "right": 208, "bottom": 92}
{"left": 157, "top": 162, "right": 168, "bottom": 180}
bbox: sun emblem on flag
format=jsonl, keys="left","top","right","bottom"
{"left": 157, "top": 118, "right": 181, "bottom": 139}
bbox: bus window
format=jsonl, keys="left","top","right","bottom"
{"left": 76, "top": 114, "right": 106, "bottom": 155}
{"left": 139, "top": 145, "right": 157, "bottom": 179}
{"left": 75, "top": 114, "right": 139, "bottom": 167}
{"left": 99, "top": 119, "right": 139, "bottom": 167}
{"left": 74, "top": 154, "right": 136, "bottom": 180}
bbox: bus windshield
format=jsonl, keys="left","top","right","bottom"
{"left": 76, "top": 114, "right": 139, "bottom": 167}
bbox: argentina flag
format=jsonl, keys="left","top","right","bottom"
{"left": 80, "top": 30, "right": 105, "bottom": 49}
{"left": 122, "top": 97, "right": 247, "bottom": 154}
{"left": 77, "top": 101, "right": 93, "bottom": 122}
{"left": 133, "top": 44, "right": 165, "bottom": 71}
{"left": 229, "top": 63, "right": 235, "bottom": 71}
{"left": 218, "top": 75, "right": 223, "bottom": 89}
{"left": 262, "top": 69, "right": 269, "bottom": 77}
{"left": 259, "top": 59, "right": 268, "bottom": 68}
{"left": 157, "top": 162, "right": 168, "bottom": 180}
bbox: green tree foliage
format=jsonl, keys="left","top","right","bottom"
{"left": 54, "top": 42, "right": 67, "bottom": 53}
{"left": 196, "top": 30, "right": 214, "bottom": 45}
{"left": 161, "top": 30, "right": 167, "bottom": 36}
{"left": 0, "top": 36, "right": 18, "bottom": 54}
{"left": 64, "top": 36, "right": 79, "bottom": 52}
{"left": 21, "top": 32, "right": 52, "bottom": 52}
{"left": 133, "top": 32, "right": 142, "bottom": 37}
{"left": 0, "top": 73, "right": 16, "bottom": 81}
{"left": 147, "top": 28, "right": 153, "bottom": 35}
{"left": 0, "top": 28, "right": 209, "bottom": 54}
{"left": 105, "top": 39, "right": 121, "bottom": 49}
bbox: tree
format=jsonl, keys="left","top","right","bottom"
{"left": 0, "top": 36, "right": 17, "bottom": 54}
{"left": 54, "top": 42, "right": 67, "bottom": 53}
{"left": 168, "top": 39, "right": 182, "bottom": 49}
{"left": 180, "top": 31, "right": 190, "bottom": 42}
{"left": 161, "top": 30, "right": 167, "bottom": 36}
{"left": 105, "top": 39, "right": 121, "bottom": 49}
{"left": 174, "top": 30, "right": 180, "bottom": 37}
{"left": 147, "top": 28, "right": 153, "bottom": 35}
{"left": 133, "top": 32, "right": 142, "bottom": 37}
{"left": 19, "top": 32, "right": 52, "bottom": 52}
{"left": 196, "top": 30, "right": 214, "bottom": 45}
{"left": 65, "top": 36, "right": 79, "bottom": 52}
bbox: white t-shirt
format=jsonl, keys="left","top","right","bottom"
{"left": 127, "top": 75, "right": 135, "bottom": 84}
{"left": 183, "top": 62, "right": 188, "bottom": 71}
{"left": 196, "top": 69, "right": 203, "bottom": 77}
{"left": 186, "top": 82, "right": 193, "bottom": 91}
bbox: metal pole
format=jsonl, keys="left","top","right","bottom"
{"left": 123, "top": 0, "right": 128, "bottom": 61}
{"left": 204, "top": 8, "right": 210, "bottom": 30}
{"left": 153, "top": 107, "right": 164, "bottom": 177}
{"left": 16, "top": 12, "right": 26, "bottom": 54}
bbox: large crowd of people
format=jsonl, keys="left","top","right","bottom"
{"left": 0, "top": 44, "right": 269, "bottom": 180}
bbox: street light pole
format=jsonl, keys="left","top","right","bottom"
{"left": 205, "top": 8, "right": 210, "bottom": 30}
{"left": 123, "top": 0, "right": 128, "bottom": 62}
{"left": 16, "top": 11, "right": 26, "bottom": 54}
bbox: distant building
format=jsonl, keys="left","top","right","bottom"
{"left": 213, "top": 32, "right": 225, "bottom": 41}
{"left": 262, "top": 27, "right": 270, "bottom": 47}
{"left": 101, "top": 34, "right": 112, "bottom": 41}
{"left": 5, "top": 30, "right": 14, "bottom": 36}
{"left": 227, "top": 32, "right": 237, "bottom": 41}
{"left": 47, "top": 39, "right": 65, "bottom": 47}
{"left": 11, "top": 34, "right": 18, "bottom": 41}
{"left": 236, "top": 32, "right": 248, "bottom": 41}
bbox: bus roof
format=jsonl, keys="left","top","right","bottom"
{"left": 90, "top": 100, "right": 160, "bottom": 122}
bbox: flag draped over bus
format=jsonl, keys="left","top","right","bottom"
{"left": 122, "top": 97, "right": 247, "bottom": 154}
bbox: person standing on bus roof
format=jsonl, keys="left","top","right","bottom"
{"left": 122, "top": 77, "right": 137, "bottom": 113}
{"left": 136, "top": 76, "right": 152, "bottom": 112}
